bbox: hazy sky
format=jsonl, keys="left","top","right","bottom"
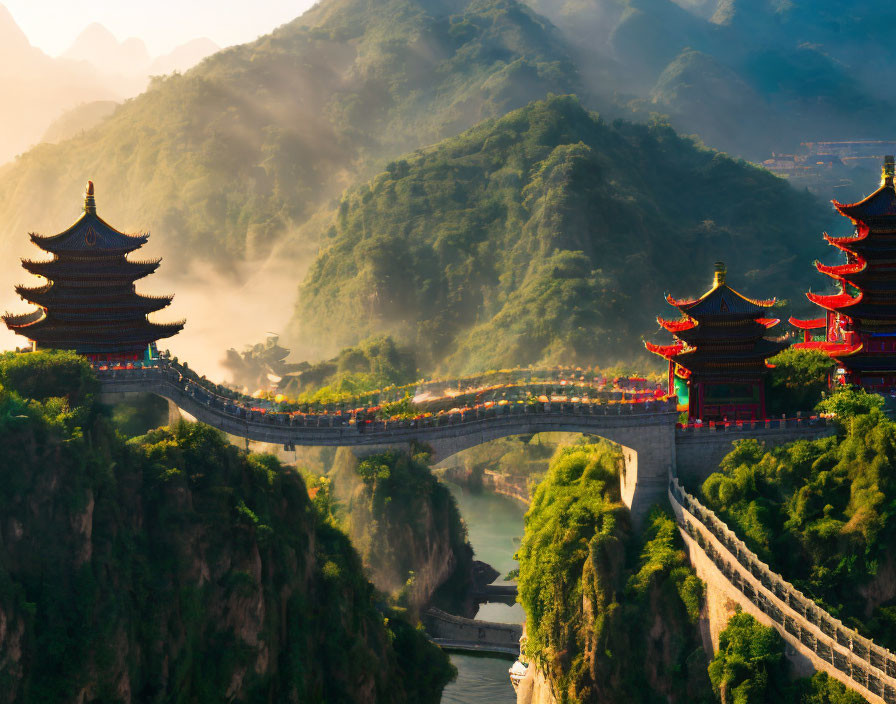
{"left": 4, "top": 0, "right": 318, "bottom": 56}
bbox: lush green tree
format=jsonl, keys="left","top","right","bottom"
{"left": 709, "top": 614, "right": 866, "bottom": 704}
{"left": 701, "top": 404, "right": 896, "bottom": 647}
{"left": 0, "top": 350, "right": 98, "bottom": 408}
{"left": 766, "top": 348, "right": 835, "bottom": 416}
{"left": 816, "top": 386, "right": 885, "bottom": 419}
{"left": 708, "top": 612, "right": 789, "bottom": 704}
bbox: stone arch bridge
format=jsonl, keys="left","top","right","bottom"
{"left": 97, "top": 362, "right": 832, "bottom": 526}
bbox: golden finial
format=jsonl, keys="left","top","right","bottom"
{"left": 84, "top": 181, "right": 96, "bottom": 215}
{"left": 713, "top": 261, "right": 726, "bottom": 287}
{"left": 882, "top": 156, "right": 895, "bottom": 187}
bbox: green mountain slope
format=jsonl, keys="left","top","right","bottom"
{"left": 291, "top": 95, "right": 834, "bottom": 373}
{"left": 0, "top": 0, "right": 577, "bottom": 274}
{"left": 525, "top": 0, "right": 896, "bottom": 160}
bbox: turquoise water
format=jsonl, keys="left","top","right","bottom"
{"left": 440, "top": 483, "right": 526, "bottom": 703}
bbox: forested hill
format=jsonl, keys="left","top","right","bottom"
{"left": 525, "top": 0, "right": 896, "bottom": 160}
{"left": 0, "top": 0, "right": 577, "bottom": 274}
{"left": 292, "top": 96, "right": 835, "bottom": 373}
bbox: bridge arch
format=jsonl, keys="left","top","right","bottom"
{"left": 98, "top": 364, "right": 680, "bottom": 527}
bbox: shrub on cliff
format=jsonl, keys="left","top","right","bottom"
{"left": 0, "top": 350, "right": 98, "bottom": 408}
{"left": 709, "top": 613, "right": 865, "bottom": 704}
{"left": 517, "top": 442, "right": 713, "bottom": 703}
{"left": 701, "top": 406, "right": 896, "bottom": 649}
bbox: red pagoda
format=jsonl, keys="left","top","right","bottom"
{"left": 790, "top": 156, "right": 896, "bottom": 391}
{"left": 3, "top": 182, "right": 184, "bottom": 361}
{"left": 646, "top": 263, "right": 787, "bottom": 421}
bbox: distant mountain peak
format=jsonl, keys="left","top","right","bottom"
{"left": 0, "top": 4, "right": 34, "bottom": 52}
{"left": 63, "top": 22, "right": 151, "bottom": 73}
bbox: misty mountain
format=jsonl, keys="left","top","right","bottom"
{"left": 290, "top": 96, "right": 835, "bottom": 372}
{"left": 41, "top": 100, "right": 119, "bottom": 144}
{"left": 63, "top": 22, "right": 152, "bottom": 76}
{"left": 0, "top": 6, "right": 121, "bottom": 164}
{"left": 62, "top": 23, "right": 220, "bottom": 96}
{"left": 525, "top": 0, "right": 896, "bottom": 159}
{"left": 0, "top": 0, "right": 579, "bottom": 276}
{"left": 149, "top": 38, "right": 220, "bottom": 75}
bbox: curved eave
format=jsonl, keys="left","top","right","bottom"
{"left": 28, "top": 213, "right": 149, "bottom": 254}
{"left": 666, "top": 294, "right": 697, "bottom": 308}
{"left": 815, "top": 255, "right": 866, "bottom": 278}
{"left": 788, "top": 316, "right": 826, "bottom": 330}
{"left": 806, "top": 290, "right": 862, "bottom": 311}
{"left": 3, "top": 308, "right": 45, "bottom": 328}
{"left": 657, "top": 316, "right": 695, "bottom": 333}
{"left": 824, "top": 225, "right": 869, "bottom": 252}
{"left": 755, "top": 317, "right": 780, "bottom": 329}
{"left": 644, "top": 341, "right": 687, "bottom": 359}
{"left": 793, "top": 340, "right": 863, "bottom": 357}
{"left": 833, "top": 187, "right": 896, "bottom": 223}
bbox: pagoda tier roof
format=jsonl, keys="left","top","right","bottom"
{"left": 834, "top": 181, "right": 896, "bottom": 223}
{"left": 667, "top": 283, "right": 775, "bottom": 317}
{"left": 22, "top": 258, "right": 161, "bottom": 281}
{"left": 789, "top": 317, "right": 826, "bottom": 330}
{"left": 2, "top": 309, "right": 44, "bottom": 327}
{"left": 830, "top": 354, "right": 896, "bottom": 372}
{"left": 806, "top": 290, "right": 861, "bottom": 311}
{"left": 792, "top": 340, "right": 863, "bottom": 356}
{"left": 10, "top": 315, "right": 184, "bottom": 342}
{"left": 644, "top": 341, "right": 687, "bottom": 359}
{"left": 670, "top": 338, "right": 788, "bottom": 370}
{"left": 824, "top": 226, "right": 869, "bottom": 252}
{"left": 816, "top": 257, "right": 866, "bottom": 278}
{"left": 674, "top": 322, "right": 775, "bottom": 346}
{"left": 15, "top": 285, "right": 173, "bottom": 314}
{"left": 29, "top": 184, "right": 148, "bottom": 256}
{"left": 821, "top": 302, "right": 896, "bottom": 322}
{"left": 657, "top": 317, "right": 695, "bottom": 333}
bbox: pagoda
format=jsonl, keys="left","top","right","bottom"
{"left": 3, "top": 182, "right": 184, "bottom": 361}
{"left": 790, "top": 156, "right": 896, "bottom": 391}
{"left": 646, "top": 263, "right": 787, "bottom": 421}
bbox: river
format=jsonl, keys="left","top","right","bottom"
{"left": 440, "top": 482, "right": 526, "bottom": 704}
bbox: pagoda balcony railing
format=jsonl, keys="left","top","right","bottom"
{"left": 670, "top": 477, "right": 896, "bottom": 703}
{"left": 675, "top": 415, "right": 832, "bottom": 433}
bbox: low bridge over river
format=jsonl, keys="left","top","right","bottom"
{"left": 97, "top": 361, "right": 833, "bottom": 526}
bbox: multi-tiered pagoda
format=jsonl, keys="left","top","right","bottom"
{"left": 646, "top": 263, "right": 787, "bottom": 421}
{"left": 790, "top": 157, "right": 896, "bottom": 391}
{"left": 3, "top": 182, "right": 184, "bottom": 361}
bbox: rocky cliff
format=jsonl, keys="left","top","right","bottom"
{"left": 0, "top": 350, "right": 453, "bottom": 703}
{"left": 516, "top": 443, "right": 713, "bottom": 704}
{"left": 330, "top": 446, "right": 473, "bottom": 613}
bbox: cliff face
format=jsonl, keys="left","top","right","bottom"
{"left": 330, "top": 446, "right": 473, "bottom": 613}
{"left": 0, "top": 351, "right": 452, "bottom": 703}
{"left": 517, "top": 444, "right": 713, "bottom": 704}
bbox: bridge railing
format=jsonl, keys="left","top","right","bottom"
{"left": 670, "top": 477, "right": 896, "bottom": 701}
{"left": 96, "top": 362, "right": 680, "bottom": 435}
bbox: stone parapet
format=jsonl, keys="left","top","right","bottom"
{"left": 670, "top": 477, "right": 896, "bottom": 703}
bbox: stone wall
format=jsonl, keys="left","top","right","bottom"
{"left": 423, "top": 607, "right": 522, "bottom": 647}
{"left": 675, "top": 422, "right": 835, "bottom": 488}
{"left": 670, "top": 477, "right": 896, "bottom": 703}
